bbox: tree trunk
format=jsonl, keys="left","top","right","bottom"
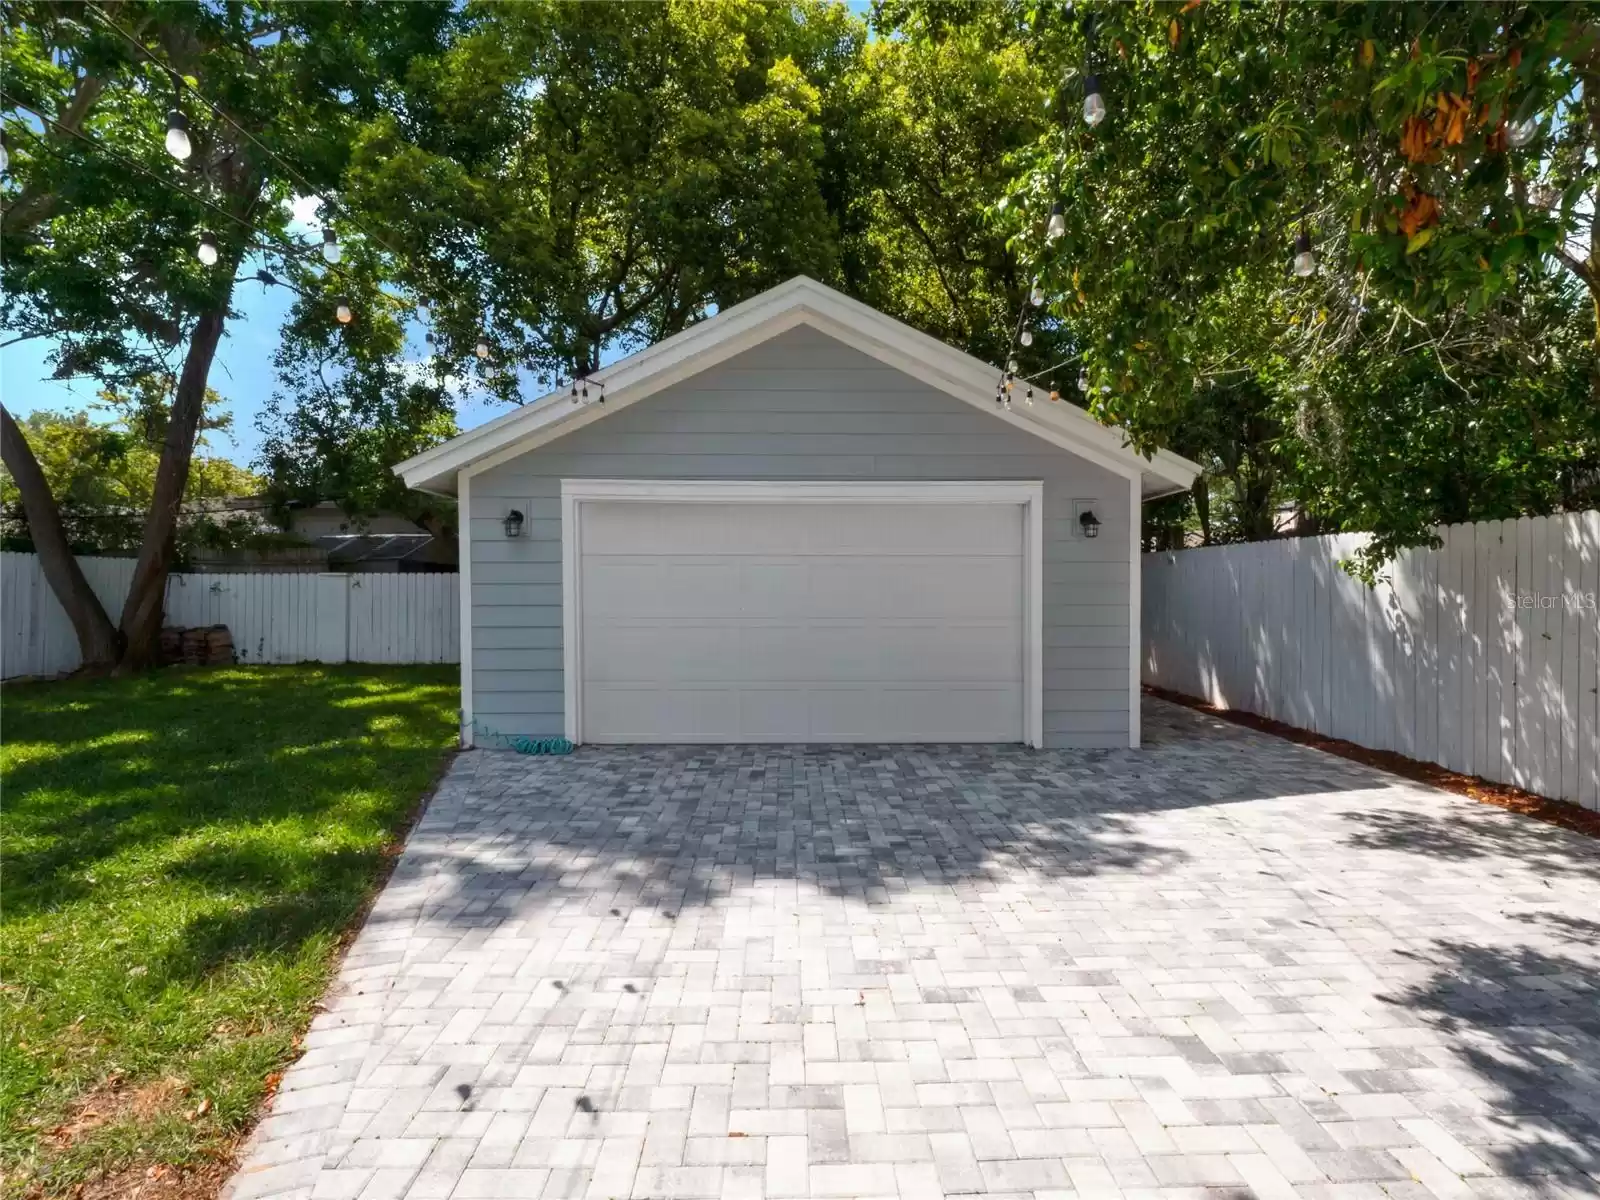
{"left": 115, "top": 301, "right": 230, "bottom": 671}
{"left": 0, "top": 403, "right": 120, "bottom": 667}
{"left": 1192, "top": 476, "right": 1212, "bottom": 546}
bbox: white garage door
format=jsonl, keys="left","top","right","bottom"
{"left": 577, "top": 500, "right": 1024, "bottom": 742}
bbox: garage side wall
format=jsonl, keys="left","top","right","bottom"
{"left": 468, "top": 325, "right": 1133, "bottom": 748}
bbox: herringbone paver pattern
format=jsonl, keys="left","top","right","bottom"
{"left": 224, "top": 700, "right": 1600, "bottom": 1200}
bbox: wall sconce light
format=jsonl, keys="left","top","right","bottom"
{"left": 1078, "top": 509, "right": 1101, "bottom": 539}
{"left": 503, "top": 509, "right": 525, "bottom": 538}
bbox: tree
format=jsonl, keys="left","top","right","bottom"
{"left": 1006, "top": 2, "right": 1600, "bottom": 442}
{"left": 837, "top": 2, "right": 1055, "bottom": 368}
{"left": 327, "top": 0, "right": 858, "bottom": 389}
{"left": 256, "top": 264, "right": 458, "bottom": 539}
{"left": 0, "top": 381, "right": 262, "bottom": 554}
{"left": 1, "top": 0, "right": 448, "bottom": 668}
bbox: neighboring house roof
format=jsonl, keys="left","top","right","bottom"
{"left": 313, "top": 533, "right": 436, "bottom": 564}
{"left": 393, "top": 275, "right": 1201, "bottom": 499}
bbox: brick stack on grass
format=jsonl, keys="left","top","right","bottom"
{"left": 159, "top": 624, "right": 235, "bottom": 667}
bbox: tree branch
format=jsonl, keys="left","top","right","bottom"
{"left": 0, "top": 69, "right": 107, "bottom": 237}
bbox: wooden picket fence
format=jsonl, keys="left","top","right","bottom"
{"left": 0, "top": 552, "right": 458, "bottom": 679}
{"left": 1142, "top": 512, "right": 1599, "bottom": 809}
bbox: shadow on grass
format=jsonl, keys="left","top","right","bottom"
{"left": 1, "top": 665, "right": 456, "bottom": 922}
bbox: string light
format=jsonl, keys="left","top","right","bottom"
{"left": 475, "top": 336, "right": 491, "bottom": 359}
{"left": 1082, "top": 75, "right": 1106, "bottom": 127}
{"left": 196, "top": 231, "right": 218, "bottom": 266}
{"left": 0, "top": 143, "right": 8, "bottom": 173}
{"left": 335, "top": 299, "right": 353, "bottom": 324}
{"left": 1292, "top": 229, "right": 1315, "bottom": 277}
{"left": 1049, "top": 380, "right": 1061, "bottom": 402}
{"left": 1078, "top": 369, "right": 1089, "bottom": 392}
{"left": 1047, "top": 201, "right": 1065, "bottom": 241}
{"left": 321, "top": 228, "right": 340, "bottom": 264}
{"left": 1025, "top": 383, "right": 1034, "bottom": 405}
{"left": 1020, "top": 329, "right": 1034, "bottom": 347}
{"left": 3, "top": 88, "right": 367, "bottom": 336}
{"left": 416, "top": 302, "right": 429, "bottom": 321}
{"left": 1031, "top": 282, "right": 1045, "bottom": 306}
{"left": 1508, "top": 117, "right": 1538, "bottom": 147}
{"left": 164, "top": 109, "right": 191, "bottom": 160}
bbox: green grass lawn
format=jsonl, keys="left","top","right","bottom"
{"left": 0, "top": 665, "right": 458, "bottom": 1196}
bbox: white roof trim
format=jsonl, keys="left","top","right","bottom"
{"left": 394, "top": 276, "right": 1200, "bottom": 498}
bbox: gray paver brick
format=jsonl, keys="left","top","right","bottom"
{"left": 221, "top": 700, "right": 1600, "bottom": 1200}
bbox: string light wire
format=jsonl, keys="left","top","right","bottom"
{"left": 83, "top": 2, "right": 413, "bottom": 270}
{"left": 1, "top": 90, "right": 399, "bottom": 329}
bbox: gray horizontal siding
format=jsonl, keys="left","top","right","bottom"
{"left": 470, "top": 324, "right": 1132, "bottom": 748}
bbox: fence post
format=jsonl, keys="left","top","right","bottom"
{"left": 314, "top": 573, "right": 351, "bottom": 663}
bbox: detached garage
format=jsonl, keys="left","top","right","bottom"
{"left": 395, "top": 277, "right": 1198, "bottom": 750}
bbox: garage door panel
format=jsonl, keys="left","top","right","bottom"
{"left": 582, "top": 502, "right": 1022, "bottom": 558}
{"left": 805, "top": 559, "right": 1019, "bottom": 619}
{"left": 578, "top": 498, "right": 1024, "bottom": 742}
{"left": 583, "top": 684, "right": 1023, "bottom": 743}
{"left": 585, "top": 619, "right": 1019, "bottom": 686}
{"left": 805, "top": 686, "right": 1022, "bottom": 742}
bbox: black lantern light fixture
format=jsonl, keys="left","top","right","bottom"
{"left": 1078, "top": 509, "right": 1102, "bottom": 539}
{"left": 503, "top": 509, "right": 525, "bottom": 538}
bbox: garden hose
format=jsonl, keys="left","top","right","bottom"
{"left": 471, "top": 721, "right": 574, "bottom": 755}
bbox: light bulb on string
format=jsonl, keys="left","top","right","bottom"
{"left": 1049, "top": 380, "right": 1061, "bottom": 402}
{"left": 1007, "top": 357, "right": 1019, "bottom": 373}
{"left": 1031, "top": 282, "right": 1045, "bottom": 306}
{"left": 1020, "top": 329, "right": 1034, "bottom": 347}
{"left": 1046, "top": 201, "right": 1065, "bottom": 241}
{"left": 1082, "top": 75, "right": 1106, "bottom": 127}
{"left": 196, "top": 231, "right": 219, "bottom": 266}
{"left": 475, "top": 336, "right": 491, "bottom": 360}
{"left": 0, "top": 143, "right": 8, "bottom": 174}
{"left": 322, "top": 229, "right": 341, "bottom": 265}
{"left": 416, "top": 302, "right": 430, "bottom": 322}
{"left": 1025, "top": 384, "right": 1034, "bottom": 405}
{"left": 1078, "top": 369, "right": 1089, "bottom": 392}
{"left": 1292, "top": 229, "right": 1315, "bottom": 278}
{"left": 1508, "top": 117, "right": 1539, "bottom": 148}
{"left": 164, "top": 110, "right": 191, "bottom": 161}
{"left": 335, "top": 300, "right": 353, "bottom": 325}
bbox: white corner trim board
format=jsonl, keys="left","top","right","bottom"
{"left": 1128, "top": 472, "right": 1142, "bottom": 749}
{"left": 559, "top": 479, "right": 1047, "bottom": 748}
{"left": 457, "top": 469, "right": 474, "bottom": 747}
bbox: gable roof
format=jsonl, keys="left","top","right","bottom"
{"left": 393, "top": 276, "right": 1200, "bottom": 498}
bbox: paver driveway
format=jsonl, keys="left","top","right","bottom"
{"left": 225, "top": 699, "right": 1600, "bottom": 1200}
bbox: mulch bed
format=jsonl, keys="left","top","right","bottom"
{"left": 1144, "top": 684, "right": 1600, "bottom": 841}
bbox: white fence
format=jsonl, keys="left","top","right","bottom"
{"left": 1, "top": 552, "right": 458, "bottom": 678}
{"left": 1142, "top": 512, "right": 1599, "bottom": 809}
